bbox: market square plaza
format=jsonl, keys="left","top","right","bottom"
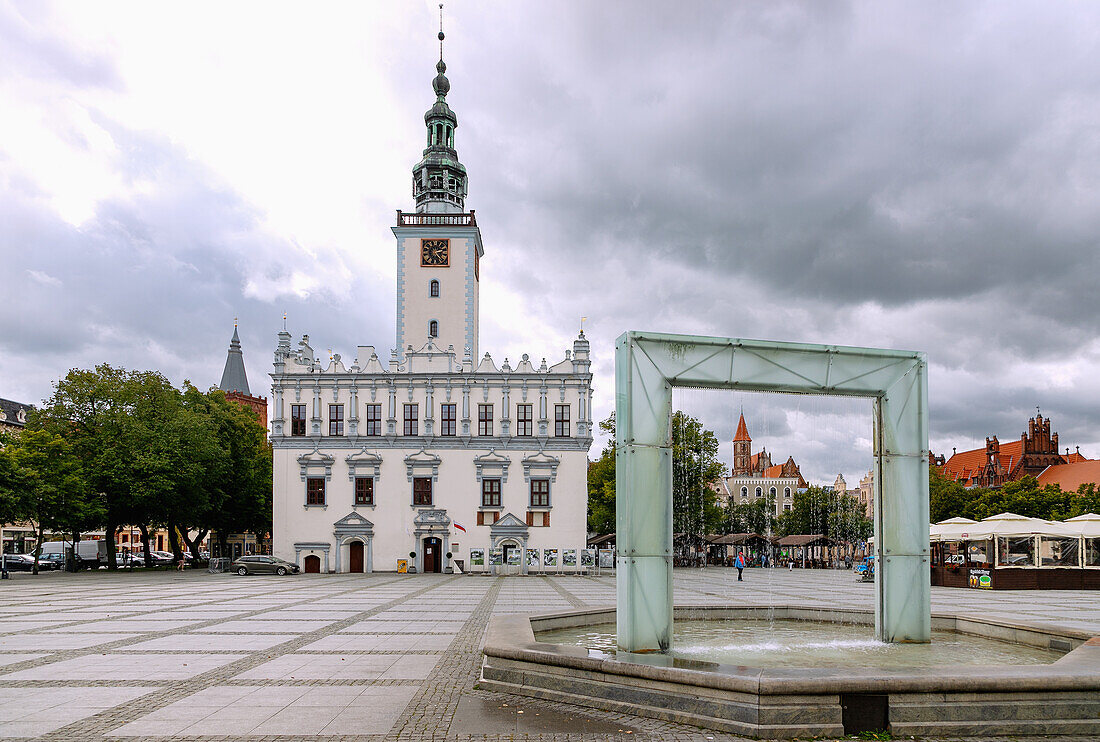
{"left": 1, "top": 569, "right": 1098, "bottom": 741}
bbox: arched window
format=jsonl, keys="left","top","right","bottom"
{"left": 740, "top": 486, "right": 747, "bottom": 497}
{"left": 769, "top": 487, "right": 777, "bottom": 497}
{"left": 784, "top": 487, "right": 791, "bottom": 498}
{"left": 755, "top": 487, "right": 762, "bottom": 497}
{"left": 430, "top": 279, "right": 439, "bottom": 297}
{"left": 429, "top": 320, "right": 438, "bottom": 338}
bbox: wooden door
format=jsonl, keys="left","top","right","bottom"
{"left": 424, "top": 538, "right": 441, "bottom": 573}
{"left": 349, "top": 541, "right": 364, "bottom": 573}
{"left": 304, "top": 555, "right": 321, "bottom": 573}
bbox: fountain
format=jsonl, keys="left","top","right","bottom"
{"left": 481, "top": 332, "right": 1100, "bottom": 738}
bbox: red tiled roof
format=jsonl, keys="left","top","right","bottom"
{"left": 733, "top": 413, "right": 751, "bottom": 442}
{"left": 1036, "top": 460, "right": 1100, "bottom": 491}
{"left": 763, "top": 464, "right": 784, "bottom": 478}
{"left": 1065, "top": 451, "right": 1091, "bottom": 464}
{"left": 941, "top": 440, "right": 1022, "bottom": 485}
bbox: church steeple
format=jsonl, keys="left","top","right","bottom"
{"left": 219, "top": 323, "right": 251, "bottom": 396}
{"left": 412, "top": 5, "right": 468, "bottom": 214}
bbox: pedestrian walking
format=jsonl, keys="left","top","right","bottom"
{"left": 735, "top": 551, "right": 745, "bottom": 581}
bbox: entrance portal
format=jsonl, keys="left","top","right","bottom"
{"left": 349, "top": 541, "right": 364, "bottom": 573}
{"left": 424, "top": 537, "right": 442, "bottom": 573}
{"left": 304, "top": 554, "right": 321, "bottom": 573}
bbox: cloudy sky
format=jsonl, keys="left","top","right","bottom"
{"left": 3, "top": 1, "right": 1099, "bottom": 485}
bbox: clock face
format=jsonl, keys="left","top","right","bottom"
{"left": 421, "top": 238, "right": 449, "bottom": 267}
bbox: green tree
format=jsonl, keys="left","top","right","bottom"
{"left": 0, "top": 428, "right": 99, "bottom": 573}
{"left": 777, "top": 485, "right": 871, "bottom": 541}
{"left": 586, "top": 414, "right": 617, "bottom": 535}
{"left": 929, "top": 465, "right": 976, "bottom": 523}
{"left": 671, "top": 411, "right": 726, "bottom": 549}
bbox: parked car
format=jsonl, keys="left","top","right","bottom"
{"left": 231, "top": 555, "right": 300, "bottom": 576}
{"left": 2, "top": 554, "right": 56, "bottom": 572}
{"left": 113, "top": 552, "right": 144, "bottom": 567}
{"left": 145, "top": 551, "right": 176, "bottom": 566}
{"left": 39, "top": 539, "right": 108, "bottom": 566}
{"left": 38, "top": 552, "right": 66, "bottom": 569}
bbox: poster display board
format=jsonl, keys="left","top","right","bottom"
{"left": 543, "top": 549, "right": 559, "bottom": 567}
{"left": 598, "top": 549, "right": 614, "bottom": 569}
{"left": 526, "top": 548, "right": 540, "bottom": 567}
{"left": 969, "top": 568, "right": 992, "bottom": 589}
{"left": 397, "top": 559, "right": 408, "bottom": 574}
{"left": 489, "top": 549, "right": 503, "bottom": 566}
{"left": 581, "top": 549, "right": 595, "bottom": 567}
{"left": 506, "top": 548, "right": 521, "bottom": 566}
{"left": 563, "top": 549, "right": 577, "bottom": 567}
{"left": 469, "top": 549, "right": 485, "bottom": 568}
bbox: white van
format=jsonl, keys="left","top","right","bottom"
{"left": 39, "top": 540, "right": 108, "bottom": 566}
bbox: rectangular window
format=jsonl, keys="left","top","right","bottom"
{"left": 481, "top": 478, "right": 501, "bottom": 507}
{"left": 516, "top": 404, "right": 533, "bottom": 437}
{"left": 403, "top": 404, "right": 418, "bottom": 436}
{"left": 530, "top": 478, "right": 550, "bottom": 507}
{"left": 554, "top": 404, "right": 570, "bottom": 437}
{"left": 306, "top": 477, "right": 326, "bottom": 506}
{"left": 413, "top": 477, "right": 433, "bottom": 506}
{"left": 478, "top": 404, "right": 493, "bottom": 436}
{"left": 328, "top": 405, "right": 344, "bottom": 436}
{"left": 291, "top": 404, "right": 306, "bottom": 436}
{"left": 364, "top": 404, "right": 382, "bottom": 436}
{"left": 440, "top": 403, "right": 457, "bottom": 436}
{"left": 354, "top": 477, "right": 374, "bottom": 506}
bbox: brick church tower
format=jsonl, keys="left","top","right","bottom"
{"left": 219, "top": 324, "right": 268, "bottom": 428}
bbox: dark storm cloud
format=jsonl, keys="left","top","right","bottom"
{"left": 0, "top": 121, "right": 391, "bottom": 403}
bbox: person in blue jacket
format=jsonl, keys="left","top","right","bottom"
{"left": 735, "top": 551, "right": 746, "bottom": 581}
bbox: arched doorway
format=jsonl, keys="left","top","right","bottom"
{"left": 349, "top": 541, "right": 364, "bottom": 573}
{"left": 423, "top": 537, "right": 442, "bottom": 573}
{"left": 304, "top": 555, "right": 321, "bottom": 573}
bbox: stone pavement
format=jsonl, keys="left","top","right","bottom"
{"left": 0, "top": 567, "right": 1097, "bottom": 741}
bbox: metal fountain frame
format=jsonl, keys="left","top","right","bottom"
{"left": 614, "top": 331, "right": 930, "bottom": 651}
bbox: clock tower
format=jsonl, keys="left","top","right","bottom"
{"left": 392, "top": 21, "right": 482, "bottom": 362}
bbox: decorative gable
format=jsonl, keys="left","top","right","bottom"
{"left": 298, "top": 448, "right": 335, "bottom": 481}
{"left": 474, "top": 449, "right": 511, "bottom": 483}
{"left": 346, "top": 449, "right": 383, "bottom": 481}
{"left": 333, "top": 512, "right": 375, "bottom": 538}
{"left": 404, "top": 449, "right": 442, "bottom": 482}
{"left": 521, "top": 451, "right": 560, "bottom": 483}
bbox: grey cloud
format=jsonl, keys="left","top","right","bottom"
{"left": 0, "top": 3, "right": 121, "bottom": 88}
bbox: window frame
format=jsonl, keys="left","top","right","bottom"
{"left": 364, "top": 404, "right": 382, "bottom": 436}
{"left": 429, "top": 320, "right": 438, "bottom": 338}
{"left": 290, "top": 404, "right": 307, "bottom": 437}
{"left": 403, "top": 403, "right": 419, "bottom": 436}
{"left": 354, "top": 477, "right": 374, "bottom": 507}
{"left": 328, "top": 404, "right": 344, "bottom": 436}
{"left": 481, "top": 477, "right": 502, "bottom": 508}
{"left": 554, "top": 404, "right": 570, "bottom": 437}
{"left": 516, "top": 404, "right": 533, "bottom": 437}
{"left": 478, "top": 404, "right": 493, "bottom": 436}
{"left": 306, "top": 477, "right": 326, "bottom": 506}
{"left": 440, "top": 403, "right": 457, "bottom": 436}
{"left": 413, "top": 476, "right": 433, "bottom": 507}
{"left": 429, "top": 279, "right": 439, "bottom": 297}
{"left": 529, "top": 478, "right": 550, "bottom": 508}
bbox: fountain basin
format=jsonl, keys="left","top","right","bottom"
{"left": 480, "top": 605, "right": 1100, "bottom": 738}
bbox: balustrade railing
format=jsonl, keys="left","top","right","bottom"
{"left": 396, "top": 210, "right": 477, "bottom": 227}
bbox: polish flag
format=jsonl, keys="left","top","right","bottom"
{"left": 454, "top": 522, "right": 467, "bottom": 533}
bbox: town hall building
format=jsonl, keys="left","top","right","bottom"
{"left": 268, "top": 29, "right": 593, "bottom": 574}
{"left": 714, "top": 412, "right": 808, "bottom": 516}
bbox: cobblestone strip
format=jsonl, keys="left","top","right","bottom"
{"left": 538, "top": 575, "right": 587, "bottom": 608}
{"left": 387, "top": 577, "right": 501, "bottom": 740}
{"left": 36, "top": 575, "right": 458, "bottom": 741}
{"left": 0, "top": 573, "right": 340, "bottom": 637}
{"left": 0, "top": 575, "right": 409, "bottom": 677}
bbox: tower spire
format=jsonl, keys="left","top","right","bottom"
{"left": 220, "top": 324, "right": 250, "bottom": 395}
{"left": 411, "top": 3, "right": 468, "bottom": 214}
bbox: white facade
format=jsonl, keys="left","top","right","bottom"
{"left": 269, "top": 40, "right": 593, "bottom": 574}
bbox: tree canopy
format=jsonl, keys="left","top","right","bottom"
{"left": 2, "top": 364, "right": 272, "bottom": 568}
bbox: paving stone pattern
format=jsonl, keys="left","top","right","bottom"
{"left": 0, "top": 568, "right": 1097, "bottom": 741}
